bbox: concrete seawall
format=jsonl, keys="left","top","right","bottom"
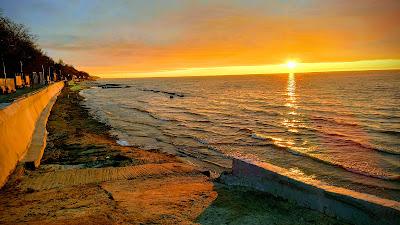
{"left": 221, "top": 158, "right": 400, "bottom": 225}
{"left": 0, "top": 82, "right": 64, "bottom": 188}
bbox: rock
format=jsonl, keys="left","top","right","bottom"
{"left": 26, "top": 187, "right": 36, "bottom": 193}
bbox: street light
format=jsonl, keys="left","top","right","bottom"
{"left": 2, "top": 57, "right": 5, "bottom": 80}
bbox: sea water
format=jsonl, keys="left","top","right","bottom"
{"left": 80, "top": 71, "right": 400, "bottom": 201}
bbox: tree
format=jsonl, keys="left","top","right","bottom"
{"left": 0, "top": 12, "right": 91, "bottom": 80}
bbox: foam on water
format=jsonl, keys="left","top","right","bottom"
{"left": 116, "top": 139, "right": 130, "bottom": 146}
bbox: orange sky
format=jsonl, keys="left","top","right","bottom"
{"left": 4, "top": 0, "right": 400, "bottom": 77}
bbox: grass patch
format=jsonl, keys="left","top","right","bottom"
{"left": 70, "top": 84, "right": 82, "bottom": 91}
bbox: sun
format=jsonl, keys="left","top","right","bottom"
{"left": 286, "top": 60, "right": 298, "bottom": 69}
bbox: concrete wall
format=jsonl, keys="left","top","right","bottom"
{"left": 221, "top": 158, "right": 400, "bottom": 225}
{"left": 0, "top": 82, "right": 64, "bottom": 188}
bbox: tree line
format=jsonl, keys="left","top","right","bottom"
{"left": 0, "top": 10, "right": 90, "bottom": 80}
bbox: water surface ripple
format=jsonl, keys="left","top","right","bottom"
{"left": 81, "top": 72, "right": 400, "bottom": 200}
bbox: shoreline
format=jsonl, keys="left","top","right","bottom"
{"left": 0, "top": 83, "right": 348, "bottom": 224}
{"left": 83, "top": 79, "right": 400, "bottom": 202}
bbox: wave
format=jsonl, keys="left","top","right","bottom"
{"left": 251, "top": 133, "right": 272, "bottom": 141}
{"left": 255, "top": 121, "right": 281, "bottom": 128}
{"left": 238, "top": 128, "right": 253, "bottom": 133}
{"left": 239, "top": 106, "right": 281, "bottom": 117}
{"left": 120, "top": 105, "right": 181, "bottom": 123}
{"left": 158, "top": 109, "right": 207, "bottom": 118}
{"left": 330, "top": 136, "right": 400, "bottom": 155}
{"left": 310, "top": 115, "right": 362, "bottom": 128}
{"left": 310, "top": 128, "right": 400, "bottom": 155}
{"left": 194, "top": 120, "right": 211, "bottom": 123}
{"left": 120, "top": 105, "right": 151, "bottom": 114}
{"left": 300, "top": 108, "right": 359, "bottom": 119}
{"left": 250, "top": 133, "right": 290, "bottom": 144}
{"left": 310, "top": 115, "right": 400, "bottom": 135}
{"left": 181, "top": 110, "right": 207, "bottom": 118}
{"left": 174, "top": 124, "right": 233, "bottom": 137}
{"left": 283, "top": 146, "right": 399, "bottom": 181}
{"left": 191, "top": 137, "right": 222, "bottom": 153}
{"left": 196, "top": 110, "right": 239, "bottom": 118}
{"left": 155, "top": 109, "right": 211, "bottom": 123}
{"left": 250, "top": 132, "right": 400, "bottom": 181}
{"left": 165, "top": 105, "right": 189, "bottom": 111}
{"left": 374, "top": 129, "right": 400, "bottom": 137}
{"left": 307, "top": 107, "right": 400, "bottom": 124}
{"left": 113, "top": 117, "right": 156, "bottom": 127}
{"left": 116, "top": 139, "right": 130, "bottom": 146}
{"left": 283, "top": 117, "right": 400, "bottom": 156}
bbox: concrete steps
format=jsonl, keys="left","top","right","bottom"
{"left": 19, "top": 162, "right": 196, "bottom": 191}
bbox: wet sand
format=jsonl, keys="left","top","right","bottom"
{"left": 0, "top": 83, "right": 348, "bottom": 224}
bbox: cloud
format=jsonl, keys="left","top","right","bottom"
{"left": 5, "top": 0, "right": 398, "bottom": 76}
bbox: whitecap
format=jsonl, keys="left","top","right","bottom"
{"left": 116, "top": 139, "right": 130, "bottom": 146}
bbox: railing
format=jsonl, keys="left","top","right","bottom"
{"left": 0, "top": 72, "right": 64, "bottom": 95}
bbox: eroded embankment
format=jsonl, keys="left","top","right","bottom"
{"left": 0, "top": 84, "right": 349, "bottom": 224}
{"left": 0, "top": 82, "right": 64, "bottom": 188}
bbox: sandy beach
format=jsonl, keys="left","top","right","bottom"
{"left": 0, "top": 83, "right": 348, "bottom": 224}
{"left": 1, "top": 1, "right": 399, "bottom": 224}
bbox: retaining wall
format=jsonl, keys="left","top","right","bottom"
{"left": 221, "top": 158, "right": 400, "bottom": 225}
{"left": 0, "top": 82, "right": 64, "bottom": 188}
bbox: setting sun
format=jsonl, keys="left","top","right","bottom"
{"left": 0, "top": 1, "right": 400, "bottom": 224}
{"left": 286, "top": 60, "right": 298, "bottom": 70}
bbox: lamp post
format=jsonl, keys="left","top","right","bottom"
{"left": 2, "top": 57, "right": 5, "bottom": 80}
{"left": 40, "top": 65, "right": 44, "bottom": 85}
{"left": 2, "top": 57, "right": 6, "bottom": 92}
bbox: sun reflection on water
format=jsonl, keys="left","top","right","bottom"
{"left": 284, "top": 72, "right": 298, "bottom": 135}
{"left": 287, "top": 72, "right": 296, "bottom": 105}
{"left": 274, "top": 72, "right": 301, "bottom": 149}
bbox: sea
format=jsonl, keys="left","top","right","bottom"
{"left": 80, "top": 71, "right": 400, "bottom": 201}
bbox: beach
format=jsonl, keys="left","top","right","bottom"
{"left": 0, "top": 83, "right": 348, "bottom": 224}
{"left": 1, "top": 1, "right": 399, "bottom": 224}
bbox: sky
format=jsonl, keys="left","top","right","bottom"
{"left": 1, "top": 0, "right": 400, "bottom": 78}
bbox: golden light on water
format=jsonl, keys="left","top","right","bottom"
{"left": 277, "top": 72, "right": 300, "bottom": 147}
{"left": 286, "top": 73, "right": 296, "bottom": 109}
{"left": 285, "top": 72, "right": 298, "bottom": 132}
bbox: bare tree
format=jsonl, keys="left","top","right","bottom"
{"left": 0, "top": 13, "right": 91, "bottom": 80}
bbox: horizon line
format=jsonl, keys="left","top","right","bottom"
{"left": 97, "top": 68, "right": 400, "bottom": 80}
{"left": 94, "top": 59, "right": 400, "bottom": 78}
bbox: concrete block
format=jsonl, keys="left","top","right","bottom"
{"left": 221, "top": 158, "right": 400, "bottom": 225}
